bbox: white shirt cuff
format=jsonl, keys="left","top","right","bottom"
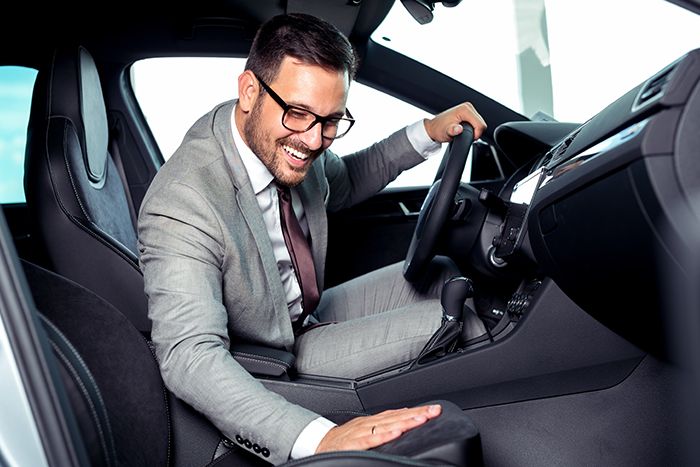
{"left": 290, "top": 417, "right": 337, "bottom": 459}
{"left": 406, "top": 119, "right": 442, "bottom": 159}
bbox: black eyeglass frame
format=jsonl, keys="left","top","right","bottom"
{"left": 254, "top": 74, "right": 355, "bottom": 140}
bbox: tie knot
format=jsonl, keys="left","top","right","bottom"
{"left": 275, "top": 182, "right": 291, "bottom": 201}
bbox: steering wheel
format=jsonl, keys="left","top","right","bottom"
{"left": 403, "top": 123, "right": 474, "bottom": 282}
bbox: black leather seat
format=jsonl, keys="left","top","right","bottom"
{"left": 24, "top": 45, "right": 150, "bottom": 333}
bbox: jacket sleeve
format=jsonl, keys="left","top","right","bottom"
{"left": 137, "top": 180, "right": 318, "bottom": 465}
{"left": 323, "top": 127, "right": 426, "bottom": 212}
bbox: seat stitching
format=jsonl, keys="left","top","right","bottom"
{"left": 231, "top": 354, "right": 289, "bottom": 372}
{"left": 203, "top": 447, "right": 237, "bottom": 467}
{"left": 43, "top": 318, "right": 114, "bottom": 466}
{"left": 45, "top": 121, "right": 140, "bottom": 267}
{"left": 60, "top": 122, "right": 91, "bottom": 221}
{"left": 231, "top": 351, "right": 291, "bottom": 368}
{"left": 144, "top": 339, "right": 172, "bottom": 467}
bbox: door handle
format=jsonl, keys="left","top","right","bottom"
{"left": 399, "top": 201, "right": 420, "bottom": 217}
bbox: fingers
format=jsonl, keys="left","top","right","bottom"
{"left": 315, "top": 404, "right": 442, "bottom": 454}
{"left": 447, "top": 123, "right": 464, "bottom": 137}
{"left": 373, "top": 404, "right": 442, "bottom": 426}
{"left": 426, "top": 102, "right": 487, "bottom": 142}
{"left": 458, "top": 102, "right": 487, "bottom": 140}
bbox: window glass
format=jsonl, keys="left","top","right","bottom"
{"left": 372, "top": 0, "right": 700, "bottom": 123}
{"left": 0, "top": 66, "right": 37, "bottom": 204}
{"left": 131, "top": 57, "right": 446, "bottom": 188}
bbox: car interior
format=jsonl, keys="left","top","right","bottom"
{"left": 1, "top": 0, "right": 700, "bottom": 466}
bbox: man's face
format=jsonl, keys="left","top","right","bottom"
{"left": 241, "top": 57, "right": 349, "bottom": 187}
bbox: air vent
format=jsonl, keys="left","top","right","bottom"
{"left": 632, "top": 62, "right": 678, "bottom": 111}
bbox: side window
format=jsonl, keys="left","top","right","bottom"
{"left": 0, "top": 66, "right": 37, "bottom": 204}
{"left": 131, "top": 57, "right": 449, "bottom": 189}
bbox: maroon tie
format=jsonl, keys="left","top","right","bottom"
{"left": 276, "top": 184, "right": 320, "bottom": 329}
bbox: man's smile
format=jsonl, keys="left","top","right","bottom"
{"left": 283, "top": 144, "right": 310, "bottom": 161}
{"left": 280, "top": 142, "right": 318, "bottom": 170}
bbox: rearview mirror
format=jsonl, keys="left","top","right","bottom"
{"left": 400, "top": 0, "right": 463, "bottom": 25}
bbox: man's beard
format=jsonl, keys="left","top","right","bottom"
{"left": 243, "top": 99, "right": 320, "bottom": 187}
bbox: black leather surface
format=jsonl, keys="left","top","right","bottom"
{"left": 231, "top": 343, "right": 296, "bottom": 377}
{"left": 24, "top": 45, "right": 148, "bottom": 332}
{"left": 371, "top": 400, "right": 482, "bottom": 466}
{"left": 24, "top": 260, "right": 170, "bottom": 467}
{"left": 281, "top": 451, "right": 455, "bottom": 466}
{"left": 41, "top": 315, "right": 117, "bottom": 467}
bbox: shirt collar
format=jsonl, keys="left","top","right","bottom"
{"left": 231, "top": 104, "right": 274, "bottom": 195}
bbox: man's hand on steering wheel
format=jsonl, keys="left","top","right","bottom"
{"left": 424, "top": 102, "right": 487, "bottom": 143}
{"left": 403, "top": 101, "right": 487, "bottom": 283}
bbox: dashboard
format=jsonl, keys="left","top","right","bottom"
{"left": 494, "top": 47, "right": 700, "bottom": 356}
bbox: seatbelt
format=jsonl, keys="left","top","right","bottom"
{"left": 109, "top": 120, "right": 138, "bottom": 229}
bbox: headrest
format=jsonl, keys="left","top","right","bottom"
{"left": 38, "top": 46, "right": 109, "bottom": 183}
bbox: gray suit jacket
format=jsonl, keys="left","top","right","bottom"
{"left": 137, "top": 100, "right": 425, "bottom": 464}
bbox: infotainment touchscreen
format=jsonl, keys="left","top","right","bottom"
{"left": 492, "top": 167, "right": 547, "bottom": 260}
{"left": 510, "top": 167, "right": 546, "bottom": 205}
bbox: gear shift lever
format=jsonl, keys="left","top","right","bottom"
{"left": 441, "top": 276, "right": 473, "bottom": 322}
{"left": 408, "top": 276, "right": 472, "bottom": 370}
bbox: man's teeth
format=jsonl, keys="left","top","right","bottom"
{"left": 283, "top": 145, "right": 309, "bottom": 161}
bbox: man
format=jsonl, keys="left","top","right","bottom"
{"left": 138, "top": 13, "right": 486, "bottom": 465}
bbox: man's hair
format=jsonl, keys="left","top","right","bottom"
{"left": 245, "top": 13, "right": 358, "bottom": 83}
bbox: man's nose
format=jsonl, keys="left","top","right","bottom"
{"left": 298, "top": 121, "right": 323, "bottom": 151}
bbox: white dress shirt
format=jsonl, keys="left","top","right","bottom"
{"left": 230, "top": 107, "right": 441, "bottom": 459}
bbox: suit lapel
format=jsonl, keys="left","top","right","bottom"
{"left": 212, "top": 101, "right": 295, "bottom": 343}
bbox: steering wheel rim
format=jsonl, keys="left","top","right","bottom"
{"left": 403, "top": 123, "right": 474, "bottom": 282}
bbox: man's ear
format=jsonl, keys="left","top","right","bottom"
{"left": 237, "top": 70, "right": 259, "bottom": 113}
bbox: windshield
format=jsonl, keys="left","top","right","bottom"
{"left": 372, "top": 0, "right": 700, "bottom": 123}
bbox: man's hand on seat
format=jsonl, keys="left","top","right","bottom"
{"left": 315, "top": 404, "right": 442, "bottom": 453}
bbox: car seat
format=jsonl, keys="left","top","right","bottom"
{"left": 24, "top": 45, "right": 149, "bottom": 333}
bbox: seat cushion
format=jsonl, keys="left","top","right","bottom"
{"left": 22, "top": 260, "right": 170, "bottom": 467}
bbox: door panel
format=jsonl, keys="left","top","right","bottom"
{"left": 325, "top": 186, "right": 428, "bottom": 288}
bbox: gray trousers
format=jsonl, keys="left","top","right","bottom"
{"left": 294, "top": 258, "right": 457, "bottom": 379}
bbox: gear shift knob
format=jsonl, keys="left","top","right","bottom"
{"left": 409, "top": 276, "right": 474, "bottom": 369}
{"left": 441, "top": 276, "right": 473, "bottom": 322}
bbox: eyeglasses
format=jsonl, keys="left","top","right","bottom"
{"left": 254, "top": 74, "right": 355, "bottom": 140}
